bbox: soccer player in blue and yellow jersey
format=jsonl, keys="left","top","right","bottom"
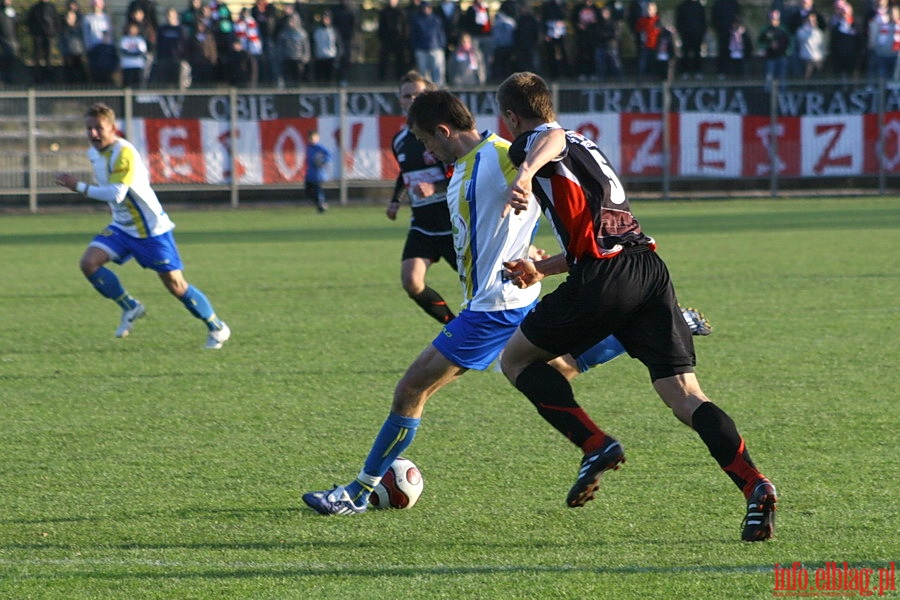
{"left": 303, "top": 89, "right": 549, "bottom": 515}
{"left": 56, "top": 102, "right": 231, "bottom": 349}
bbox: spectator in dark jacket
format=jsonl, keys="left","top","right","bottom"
{"left": 829, "top": 0, "right": 863, "bottom": 79}
{"left": 571, "top": 0, "right": 601, "bottom": 80}
{"left": 331, "top": 0, "right": 355, "bottom": 82}
{"left": 185, "top": 18, "right": 218, "bottom": 84}
{"left": 676, "top": 0, "right": 707, "bottom": 78}
{"left": 409, "top": 1, "right": 445, "bottom": 85}
{"left": 490, "top": 0, "right": 516, "bottom": 81}
{"left": 541, "top": 0, "right": 569, "bottom": 79}
{"left": 275, "top": 11, "right": 310, "bottom": 84}
{"left": 595, "top": 4, "right": 623, "bottom": 79}
{"left": 711, "top": 0, "right": 741, "bottom": 77}
{"left": 460, "top": 0, "right": 492, "bottom": 58}
{"left": 757, "top": 9, "right": 791, "bottom": 84}
{"left": 27, "top": 0, "right": 59, "bottom": 83}
{"left": 252, "top": 0, "right": 277, "bottom": 83}
{"left": 724, "top": 16, "right": 752, "bottom": 77}
{"left": 86, "top": 30, "right": 118, "bottom": 84}
{"left": 1, "top": 0, "right": 20, "bottom": 85}
{"left": 377, "top": 0, "right": 407, "bottom": 81}
{"left": 152, "top": 7, "right": 185, "bottom": 86}
{"left": 435, "top": 0, "right": 460, "bottom": 49}
{"left": 653, "top": 18, "right": 675, "bottom": 80}
{"left": 58, "top": 2, "right": 88, "bottom": 83}
{"left": 222, "top": 37, "right": 253, "bottom": 87}
{"left": 514, "top": 0, "right": 539, "bottom": 71}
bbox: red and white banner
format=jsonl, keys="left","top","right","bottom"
{"left": 128, "top": 87, "right": 900, "bottom": 185}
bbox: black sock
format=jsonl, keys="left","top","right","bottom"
{"left": 692, "top": 402, "right": 761, "bottom": 493}
{"left": 411, "top": 287, "right": 454, "bottom": 324}
{"left": 515, "top": 362, "right": 607, "bottom": 452}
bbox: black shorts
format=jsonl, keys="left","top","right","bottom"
{"left": 402, "top": 229, "right": 457, "bottom": 272}
{"left": 519, "top": 246, "right": 696, "bottom": 381}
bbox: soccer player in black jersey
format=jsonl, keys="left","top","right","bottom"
{"left": 495, "top": 72, "right": 777, "bottom": 542}
{"left": 386, "top": 71, "right": 457, "bottom": 325}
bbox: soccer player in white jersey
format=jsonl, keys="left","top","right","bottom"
{"left": 56, "top": 102, "right": 231, "bottom": 349}
{"left": 303, "top": 89, "right": 557, "bottom": 515}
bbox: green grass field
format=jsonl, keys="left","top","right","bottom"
{"left": 0, "top": 198, "right": 897, "bottom": 599}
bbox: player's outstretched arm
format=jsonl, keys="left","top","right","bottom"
{"left": 56, "top": 171, "right": 128, "bottom": 203}
{"left": 504, "top": 128, "right": 566, "bottom": 216}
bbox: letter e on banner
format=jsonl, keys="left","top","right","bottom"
{"left": 678, "top": 113, "right": 742, "bottom": 177}
{"left": 144, "top": 118, "right": 205, "bottom": 184}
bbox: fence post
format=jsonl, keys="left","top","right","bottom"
{"left": 28, "top": 89, "right": 37, "bottom": 213}
{"left": 769, "top": 79, "right": 779, "bottom": 198}
{"left": 124, "top": 87, "right": 135, "bottom": 141}
{"left": 339, "top": 83, "right": 349, "bottom": 206}
{"left": 230, "top": 87, "right": 239, "bottom": 208}
{"left": 662, "top": 80, "right": 671, "bottom": 201}
{"left": 878, "top": 79, "right": 886, "bottom": 195}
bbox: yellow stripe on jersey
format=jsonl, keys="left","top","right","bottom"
{"left": 105, "top": 146, "right": 147, "bottom": 237}
{"left": 446, "top": 132, "right": 541, "bottom": 312}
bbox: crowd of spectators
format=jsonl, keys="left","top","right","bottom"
{"left": 0, "top": 0, "right": 896, "bottom": 88}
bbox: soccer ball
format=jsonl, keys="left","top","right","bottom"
{"left": 368, "top": 457, "right": 424, "bottom": 509}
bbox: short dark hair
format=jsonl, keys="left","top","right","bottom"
{"left": 496, "top": 72, "right": 556, "bottom": 122}
{"left": 399, "top": 70, "right": 436, "bottom": 91}
{"left": 407, "top": 90, "right": 476, "bottom": 135}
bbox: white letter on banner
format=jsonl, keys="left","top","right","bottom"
{"left": 159, "top": 125, "right": 192, "bottom": 178}
{"left": 274, "top": 126, "right": 305, "bottom": 180}
{"left": 158, "top": 95, "right": 185, "bottom": 119}
{"left": 753, "top": 122, "right": 786, "bottom": 176}
{"left": 629, "top": 118, "right": 662, "bottom": 173}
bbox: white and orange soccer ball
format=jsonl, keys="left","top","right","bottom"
{"left": 368, "top": 457, "right": 424, "bottom": 509}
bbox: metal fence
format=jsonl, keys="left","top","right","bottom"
{"left": 2, "top": 79, "right": 899, "bottom": 212}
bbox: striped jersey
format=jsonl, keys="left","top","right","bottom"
{"left": 508, "top": 122, "right": 652, "bottom": 265}
{"left": 87, "top": 137, "right": 175, "bottom": 238}
{"left": 391, "top": 126, "right": 452, "bottom": 236}
{"left": 446, "top": 131, "right": 541, "bottom": 312}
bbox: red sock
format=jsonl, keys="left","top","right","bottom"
{"left": 724, "top": 438, "right": 766, "bottom": 499}
{"left": 515, "top": 363, "right": 609, "bottom": 453}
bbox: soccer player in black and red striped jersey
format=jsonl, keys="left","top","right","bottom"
{"left": 386, "top": 70, "right": 457, "bottom": 325}
{"left": 495, "top": 72, "right": 777, "bottom": 542}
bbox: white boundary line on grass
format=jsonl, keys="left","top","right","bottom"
{"left": 0, "top": 558, "right": 776, "bottom": 576}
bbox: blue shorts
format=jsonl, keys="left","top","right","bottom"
{"left": 90, "top": 227, "right": 183, "bottom": 272}
{"left": 432, "top": 302, "right": 538, "bottom": 371}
